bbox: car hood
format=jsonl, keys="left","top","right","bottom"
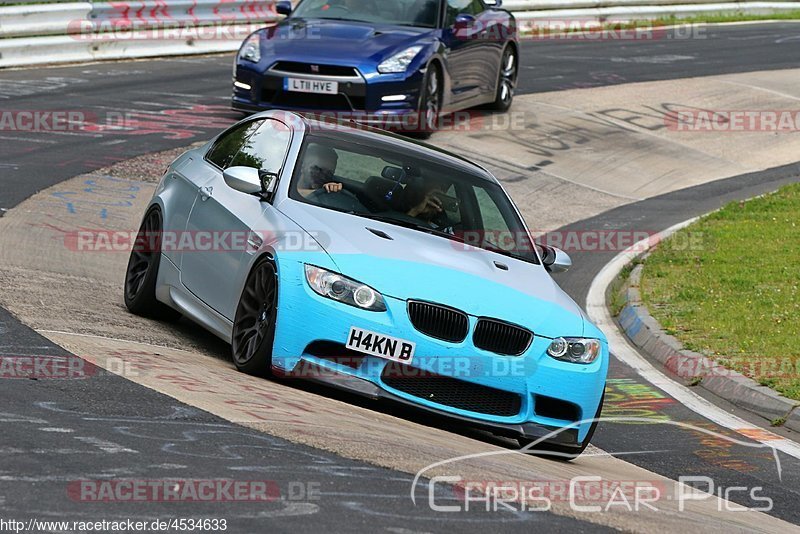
{"left": 278, "top": 202, "right": 587, "bottom": 339}
{"left": 260, "top": 19, "right": 435, "bottom": 66}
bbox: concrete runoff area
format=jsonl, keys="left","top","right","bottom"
{"left": 435, "top": 68, "right": 800, "bottom": 233}
{"left": 2, "top": 69, "right": 800, "bottom": 531}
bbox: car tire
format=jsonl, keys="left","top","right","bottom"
{"left": 416, "top": 63, "right": 442, "bottom": 139}
{"left": 231, "top": 258, "right": 278, "bottom": 377}
{"left": 518, "top": 391, "right": 604, "bottom": 461}
{"left": 123, "top": 207, "right": 181, "bottom": 321}
{"left": 488, "top": 45, "right": 517, "bottom": 112}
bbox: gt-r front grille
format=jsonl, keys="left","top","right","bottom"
{"left": 407, "top": 301, "right": 469, "bottom": 343}
{"left": 381, "top": 363, "right": 522, "bottom": 417}
{"left": 473, "top": 319, "right": 533, "bottom": 356}
{"left": 272, "top": 61, "right": 359, "bottom": 77}
{"left": 268, "top": 91, "right": 363, "bottom": 111}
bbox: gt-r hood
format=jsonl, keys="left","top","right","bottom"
{"left": 260, "top": 19, "right": 435, "bottom": 67}
{"left": 279, "top": 202, "right": 587, "bottom": 339}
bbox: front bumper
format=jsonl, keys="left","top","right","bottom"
{"left": 272, "top": 260, "right": 608, "bottom": 445}
{"left": 232, "top": 62, "right": 425, "bottom": 129}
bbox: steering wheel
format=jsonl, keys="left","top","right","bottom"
{"left": 307, "top": 187, "right": 364, "bottom": 211}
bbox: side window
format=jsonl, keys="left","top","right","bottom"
{"left": 229, "top": 119, "right": 292, "bottom": 173}
{"left": 333, "top": 150, "right": 385, "bottom": 184}
{"left": 445, "top": 0, "right": 483, "bottom": 26}
{"left": 473, "top": 185, "right": 514, "bottom": 251}
{"left": 206, "top": 120, "right": 262, "bottom": 169}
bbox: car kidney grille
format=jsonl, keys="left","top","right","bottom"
{"left": 381, "top": 363, "right": 522, "bottom": 417}
{"left": 473, "top": 319, "right": 533, "bottom": 356}
{"left": 407, "top": 301, "right": 469, "bottom": 342}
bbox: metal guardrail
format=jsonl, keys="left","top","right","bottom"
{"left": 0, "top": 0, "right": 278, "bottom": 66}
{"left": 1, "top": 0, "right": 799, "bottom": 68}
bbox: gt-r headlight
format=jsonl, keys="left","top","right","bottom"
{"left": 239, "top": 33, "right": 261, "bottom": 63}
{"left": 304, "top": 265, "right": 386, "bottom": 312}
{"left": 546, "top": 337, "right": 601, "bottom": 364}
{"left": 377, "top": 46, "right": 423, "bottom": 74}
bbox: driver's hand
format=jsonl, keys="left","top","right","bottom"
{"left": 323, "top": 182, "right": 343, "bottom": 193}
{"left": 421, "top": 191, "right": 443, "bottom": 213}
{"left": 408, "top": 191, "right": 443, "bottom": 217}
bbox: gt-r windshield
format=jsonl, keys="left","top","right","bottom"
{"left": 292, "top": 0, "right": 440, "bottom": 28}
{"left": 289, "top": 133, "right": 540, "bottom": 265}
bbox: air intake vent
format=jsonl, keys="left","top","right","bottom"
{"left": 534, "top": 395, "right": 581, "bottom": 422}
{"left": 407, "top": 301, "right": 469, "bottom": 343}
{"left": 366, "top": 228, "right": 393, "bottom": 240}
{"left": 473, "top": 319, "right": 533, "bottom": 356}
{"left": 382, "top": 363, "right": 522, "bottom": 417}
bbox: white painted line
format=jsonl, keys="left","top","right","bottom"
{"left": 586, "top": 218, "right": 800, "bottom": 460}
{"left": 74, "top": 436, "right": 138, "bottom": 454}
{"left": 717, "top": 79, "right": 800, "bottom": 102}
{"left": 136, "top": 91, "right": 203, "bottom": 98}
{"left": 0, "top": 135, "right": 57, "bottom": 144}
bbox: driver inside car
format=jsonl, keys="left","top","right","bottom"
{"left": 297, "top": 144, "right": 344, "bottom": 197}
{"left": 399, "top": 177, "right": 456, "bottom": 234}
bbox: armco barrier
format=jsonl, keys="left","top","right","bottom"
{"left": 0, "top": 0, "right": 278, "bottom": 67}
{"left": 88, "top": 0, "right": 279, "bottom": 28}
{"left": 0, "top": 2, "right": 91, "bottom": 38}
{"left": 1, "top": 0, "right": 799, "bottom": 68}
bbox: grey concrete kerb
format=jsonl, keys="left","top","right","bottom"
{"left": 615, "top": 263, "right": 800, "bottom": 432}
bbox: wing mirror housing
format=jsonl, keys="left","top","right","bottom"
{"left": 453, "top": 13, "right": 476, "bottom": 35}
{"left": 540, "top": 245, "right": 572, "bottom": 273}
{"left": 223, "top": 166, "right": 278, "bottom": 200}
{"left": 275, "top": 0, "right": 292, "bottom": 16}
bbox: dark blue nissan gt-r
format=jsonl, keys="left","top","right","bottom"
{"left": 231, "top": 0, "right": 518, "bottom": 132}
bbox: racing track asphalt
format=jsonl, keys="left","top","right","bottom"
{"left": 1, "top": 21, "right": 800, "bottom": 530}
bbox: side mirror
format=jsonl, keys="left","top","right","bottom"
{"left": 275, "top": 0, "right": 292, "bottom": 16}
{"left": 453, "top": 13, "right": 476, "bottom": 32}
{"left": 223, "top": 166, "right": 278, "bottom": 198}
{"left": 540, "top": 245, "right": 572, "bottom": 273}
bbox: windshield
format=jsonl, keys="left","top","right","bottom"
{"left": 292, "top": 0, "right": 440, "bottom": 28}
{"left": 289, "top": 134, "right": 540, "bottom": 264}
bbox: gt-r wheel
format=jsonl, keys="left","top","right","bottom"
{"left": 231, "top": 258, "right": 278, "bottom": 377}
{"left": 123, "top": 207, "right": 181, "bottom": 321}
{"left": 489, "top": 46, "right": 517, "bottom": 112}
{"left": 519, "top": 392, "right": 604, "bottom": 461}
{"left": 417, "top": 63, "right": 441, "bottom": 139}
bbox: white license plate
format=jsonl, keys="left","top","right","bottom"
{"left": 284, "top": 77, "right": 338, "bottom": 94}
{"left": 346, "top": 327, "right": 415, "bottom": 364}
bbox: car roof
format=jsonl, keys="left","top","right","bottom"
{"left": 251, "top": 110, "right": 498, "bottom": 183}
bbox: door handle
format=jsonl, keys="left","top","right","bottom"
{"left": 200, "top": 186, "right": 213, "bottom": 201}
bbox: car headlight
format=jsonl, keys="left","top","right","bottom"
{"left": 546, "top": 337, "right": 601, "bottom": 364}
{"left": 377, "top": 46, "right": 423, "bottom": 74}
{"left": 305, "top": 265, "right": 386, "bottom": 312}
{"left": 239, "top": 33, "right": 261, "bottom": 63}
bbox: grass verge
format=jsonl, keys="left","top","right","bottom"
{"left": 640, "top": 183, "right": 800, "bottom": 401}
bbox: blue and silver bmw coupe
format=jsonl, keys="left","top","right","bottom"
{"left": 232, "top": 0, "right": 518, "bottom": 132}
{"left": 124, "top": 111, "right": 606, "bottom": 458}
